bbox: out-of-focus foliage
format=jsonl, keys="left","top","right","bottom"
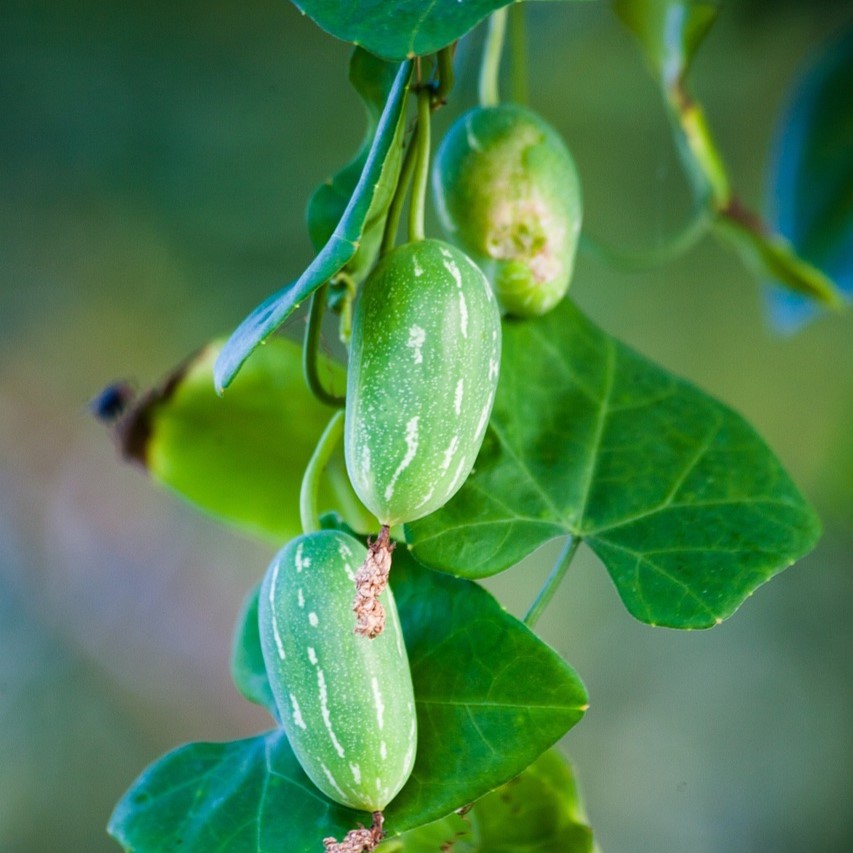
{"left": 763, "top": 22, "right": 853, "bottom": 331}
{"left": 1, "top": 1, "right": 851, "bottom": 851}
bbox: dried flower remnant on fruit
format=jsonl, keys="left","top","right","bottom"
{"left": 353, "top": 526, "right": 394, "bottom": 639}
{"left": 323, "top": 811, "right": 384, "bottom": 852}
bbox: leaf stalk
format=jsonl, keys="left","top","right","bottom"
{"left": 523, "top": 536, "right": 581, "bottom": 629}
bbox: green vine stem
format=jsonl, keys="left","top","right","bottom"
{"left": 665, "top": 86, "right": 731, "bottom": 210}
{"left": 580, "top": 204, "right": 711, "bottom": 272}
{"left": 407, "top": 85, "right": 432, "bottom": 243}
{"left": 380, "top": 121, "right": 419, "bottom": 256}
{"left": 479, "top": 6, "right": 508, "bottom": 107}
{"left": 523, "top": 536, "right": 581, "bottom": 629}
{"left": 508, "top": 2, "right": 528, "bottom": 105}
{"left": 299, "top": 409, "right": 345, "bottom": 535}
{"left": 303, "top": 283, "right": 345, "bottom": 408}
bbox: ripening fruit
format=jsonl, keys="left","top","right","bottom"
{"left": 433, "top": 103, "right": 582, "bottom": 317}
{"left": 258, "top": 530, "right": 417, "bottom": 811}
{"left": 345, "top": 239, "right": 501, "bottom": 527}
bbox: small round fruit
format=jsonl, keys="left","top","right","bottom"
{"left": 345, "top": 239, "right": 501, "bottom": 527}
{"left": 433, "top": 104, "right": 582, "bottom": 317}
{"left": 258, "top": 530, "right": 417, "bottom": 811}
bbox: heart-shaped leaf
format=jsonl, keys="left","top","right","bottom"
{"left": 306, "top": 48, "right": 402, "bottom": 282}
{"left": 213, "top": 60, "right": 412, "bottom": 393}
{"left": 102, "top": 338, "right": 374, "bottom": 543}
{"left": 383, "top": 748, "right": 596, "bottom": 853}
{"left": 406, "top": 299, "right": 821, "bottom": 629}
{"left": 112, "top": 551, "right": 587, "bottom": 851}
{"left": 763, "top": 22, "right": 853, "bottom": 332}
{"left": 386, "top": 549, "right": 587, "bottom": 827}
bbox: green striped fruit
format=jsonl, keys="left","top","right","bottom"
{"left": 258, "top": 530, "right": 416, "bottom": 811}
{"left": 345, "top": 239, "right": 501, "bottom": 526}
{"left": 433, "top": 104, "right": 582, "bottom": 318}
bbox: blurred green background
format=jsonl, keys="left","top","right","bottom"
{"left": 1, "top": 1, "right": 850, "bottom": 851}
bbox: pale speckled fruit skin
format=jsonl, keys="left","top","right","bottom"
{"left": 433, "top": 104, "right": 582, "bottom": 317}
{"left": 345, "top": 239, "right": 502, "bottom": 526}
{"left": 258, "top": 531, "right": 417, "bottom": 811}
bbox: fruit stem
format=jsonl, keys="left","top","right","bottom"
{"left": 479, "top": 6, "right": 507, "bottom": 107}
{"left": 353, "top": 526, "right": 394, "bottom": 639}
{"left": 299, "top": 409, "right": 345, "bottom": 535}
{"left": 523, "top": 536, "right": 581, "bottom": 629}
{"left": 508, "top": 3, "right": 528, "bottom": 105}
{"left": 381, "top": 120, "right": 419, "bottom": 256}
{"left": 303, "top": 283, "right": 346, "bottom": 408}
{"left": 407, "top": 86, "right": 432, "bottom": 243}
{"left": 323, "top": 811, "right": 385, "bottom": 852}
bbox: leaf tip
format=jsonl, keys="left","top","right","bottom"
{"left": 212, "top": 349, "right": 236, "bottom": 397}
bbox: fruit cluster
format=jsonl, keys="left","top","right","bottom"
{"left": 256, "top": 95, "right": 580, "bottom": 849}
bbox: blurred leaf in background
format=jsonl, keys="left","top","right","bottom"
{"left": 1, "top": 1, "right": 851, "bottom": 852}
{"left": 763, "top": 21, "right": 853, "bottom": 332}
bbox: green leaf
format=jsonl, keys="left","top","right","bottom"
{"left": 213, "top": 60, "right": 412, "bottom": 393}
{"left": 112, "top": 551, "right": 587, "bottom": 851}
{"left": 384, "top": 749, "right": 596, "bottom": 853}
{"left": 385, "top": 549, "right": 587, "bottom": 828}
{"left": 107, "top": 731, "right": 365, "bottom": 851}
{"left": 107, "top": 337, "right": 374, "bottom": 543}
{"left": 306, "top": 49, "right": 401, "bottom": 282}
{"left": 230, "top": 586, "right": 279, "bottom": 719}
{"left": 290, "top": 1, "right": 504, "bottom": 61}
{"left": 763, "top": 22, "right": 853, "bottom": 331}
{"left": 406, "top": 299, "right": 821, "bottom": 629}
{"left": 613, "top": 0, "right": 719, "bottom": 89}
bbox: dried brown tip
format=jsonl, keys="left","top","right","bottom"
{"left": 323, "top": 811, "right": 384, "bottom": 853}
{"left": 353, "top": 526, "right": 395, "bottom": 639}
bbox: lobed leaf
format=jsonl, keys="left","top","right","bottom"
{"left": 763, "top": 22, "right": 853, "bottom": 332}
{"left": 406, "top": 299, "right": 821, "bottom": 629}
{"left": 385, "top": 549, "right": 588, "bottom": 829}
{"left": 213, "top": 60, "right": 412, "bottom": 393}
{"left": 112, "top": 550, "right": 587, "bottom": 851}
